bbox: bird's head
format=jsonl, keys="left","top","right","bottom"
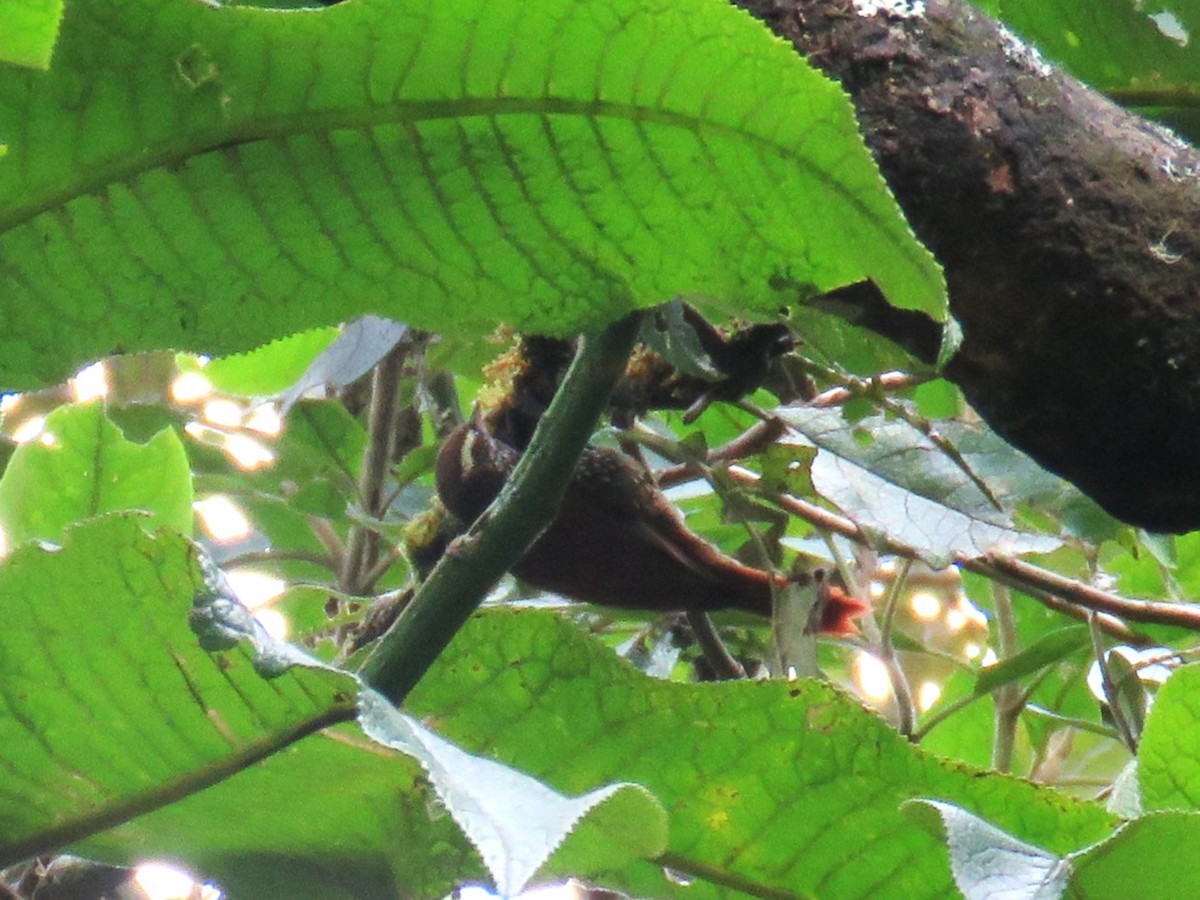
{"left": 435, "top": 415, "right": 519, "bottom": 525}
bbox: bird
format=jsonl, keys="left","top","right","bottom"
{"left": 434, "top": 418, "right": 865, "bottom": 635}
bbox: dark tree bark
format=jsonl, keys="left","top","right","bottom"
{"left": 739, "top": 0, "right": 1200, "bottom": 532}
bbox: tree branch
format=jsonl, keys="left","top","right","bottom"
{"left": 722, "top": 466, "right": 1157, "bottom": 643}
{"left": 740, "top": 0, "right": 1200, "bottom": 532}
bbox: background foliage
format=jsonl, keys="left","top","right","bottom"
{"left": 3, "top": 1, "right": 1200, "bottom": 899}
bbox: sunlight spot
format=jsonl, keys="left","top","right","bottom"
{"left": 854, "top": 652, "right": 892, "bottom": 701}
{"left": 869, "top": 580, "right": 886, "bottom": 598}
{"left": 135, "top": 863, "right": 220, "bottom": 900}
{"left": 918, "top": 681, "right": 942, "bottom": 711}
{"left": 980, "top": 648, "right": 999, "bottom": 667}
{"left": 38, "top": 430, "right": 58, "bottom": 448}
{"left": 0, "top": 393, "right": 19, "bottom": 413}
{"left": 853, "top": 0, "right": 925, "bottom": 18}
{"left": 946, "top": 608, "right": 968, "bottom": 631}
{"left": 0, "top": 524, "right": 7, "bottom": 560}
{"left": 194, "top": 495, "right": 251, "bottom": 542}
{"left": 964, "top": 642, "right": 983, "bottom": 660}
{"left": 225, "top": 569, "right": 286, "bottom": 609}
{"left": 224, "top": 433, "right": 274, "bottom": 469}
{"left": 253, "top": 607, "right": 290, "bottom": 641}
{"left": 910, "top": 591, "right": 941, "bottom": 621}
{"left": 11, "top": 415, "right": 45, "bottom": 444}
{"left": 71, "top": 362, "right": 109, "bottom": 402}
{"left": 959, "top": 594, "right": 989, "bottom": 627}
{"left": 245, "top": 403, "right": 283, "bottom": 436}
{"left": 171, "top": 371, "right": 213, "bottom": 404}
{"left": 202, "top": 398, "right": 243, "bottom": 428}
{"left": 1150, "top": 11, "right": 1189, "bottom": 46}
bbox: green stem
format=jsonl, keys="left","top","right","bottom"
{"left": 991, "top": 583, "right": 1020, "bottom": 773}
{"left": 879, "top": 559, "right": 916, "bottom": 739}
{"left": 357, "top": 312, "right": 643, "bottom": 704}
{"left": 656, "top": 851, "right": 812, "bottom": 900}
{"left": 341, "top": 342, "right": 408, "bottom": 595}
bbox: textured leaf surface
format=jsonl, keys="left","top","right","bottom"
{"left": 0, "top": 0, "right": 944, "bottom": 389}
{"left": 997, "top": 0, "right": 1198, "bottom": 96}
{"left": 199, "top": 326, "right": 339, "bottom": 397}
{"left": 0, "top": 517, "right": 666, "bottom": 898}
{"left": 1137, "top": 663, "right": 1200, "bottom": 812}
{"left": 0, "top": 401, "right": 192, "bottom": 549}
{"left": 360, "top": 693, "right": 667, "bottom": 897}
{"left": 910, "top": 801, "right": 1200, "bottom": 900}
{"left": 776, "top": 408, "right": 1062, "bottom": 567}
{"left": 1070, "top": 812, "right": 1200, "bottom": 899}
{"left": 906, "top": 800, "right": 1070, "bottom": 900}
{"left": 408, "top": 609, "right": 1114, "bottom": 899}
{"left": 0, "top": 517, "right": 357, "bottom": 871}
{"left": 0, "top": 0, "right": 62, "bottom": 69}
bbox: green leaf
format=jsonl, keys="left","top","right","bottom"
{"left": 974, "top": 625, "right": 1089, "bottom": 695}
{"left": 0, "top": 401, "right": 192, "bottom": 548}
{"left": 0, "top": 517, "right": 359, "bottom": 870}
{"left": 0, "top": 517, "right": 668, "bottom": 898}
{"left": 1137, "top": 663, "right": 1200, "bottom": 811}
{"left": 919, "top": 669, "right": 998, "bottom": 770}
{"left": 0, "top": 0, "right": 944, "bottom": 390}
{"left": 0, "top": 0, "right": 63, "bottom": 70}
{"left": 905, "top": 799, "right": 1070, "bottom": 899}
{"left": 909, "top": 800, "right": 1200, "bottom": 900}
{"left": 776, "top": 407, "right": 1062, "bottom": 566}
{"left": 408, "top": 609, "right": 1115, "bottom": 898}
{"left": 360, "top": 692, "right": 667, "bottom": 897}
{"left": 201, "top": 326, "right": 339, "bottom": 397}
{"left": 0, "top": 518, "right": 667, "bottom": 897}
{"left": 1070, "top": 811, "right": 1200, "bottom": 899}
{"left": 996, "top": 1, "right": 1198, "bottom": 100}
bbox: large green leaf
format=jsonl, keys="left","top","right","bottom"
{"left": 0, "top": 0, "right": 944, "bottom": 389}
{"left": 0, "top": 517, "right": 666, "bottom": 898}
{"left": 909, "top": 800, "right": 1200, "bottom": 900}
{"left": 1138, "top": 663, "right": 1200, "bottom": 811}
{"left": 408, "top": 609, "right": 1115, "bottom": 899}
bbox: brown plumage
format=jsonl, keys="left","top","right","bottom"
{"left": 435, "top": 420, "right": 865, "bottom": 635}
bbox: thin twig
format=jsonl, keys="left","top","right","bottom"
{"left": 984, "top": 555, "right": 1200, "bottom": 629}
{"left": 878, "top": 559, "right": 916, "bottom": 738}
{"left": 1023, "top": 704, "right": 1120, "bottom": 740}
{"left": 687, "top": 611, "right": 748, "bottom": 680}
{"left": 807, "top": 370, "right": 931, "bottom": 408}
{"left": 914, "top": 692, "right": 984, "bottom": 741}
{"left": 361, "top": 544, "right": 405, "bottom": 589}
{"left": 655, "top": 418, "right": 782, "bottom": 486}
{"left": 721, "top": 466, "right": 1154, "bottom": 643}
{"left": 306, "top": 515, "right": 345, "bottom": 560}
{"left": 799, "top": 359, "right": 1002, "bottom": 511}
{"left": 341, "top": 343, "right": 409, "bottom": 595}
{"left": 1087, "top": 612, "right": 1139, "bottom": 754}
{"left": 222, "top": 549, "right": 339, "bottom": 572}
